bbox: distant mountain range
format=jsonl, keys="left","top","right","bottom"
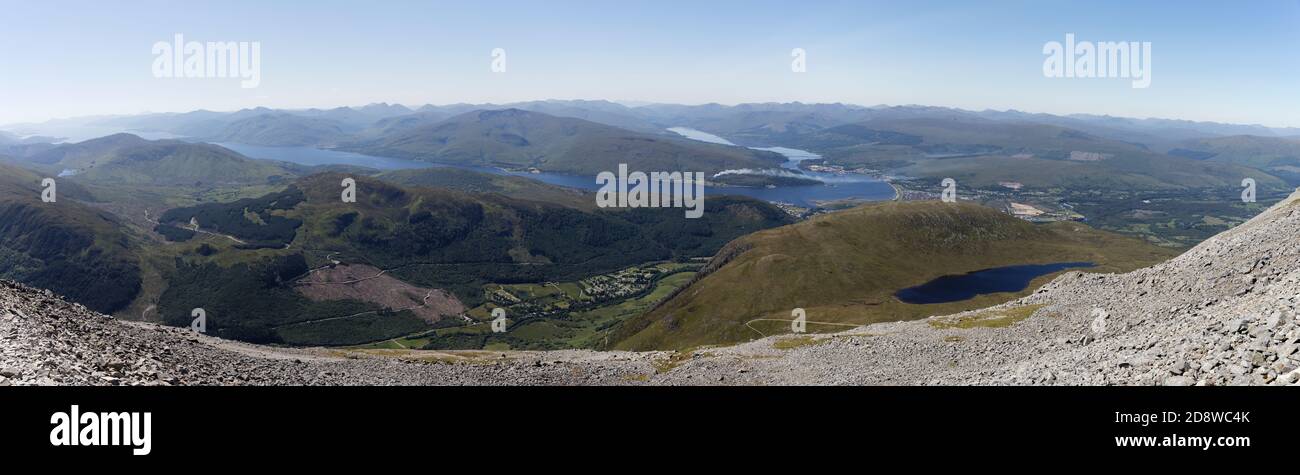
{"left": 7, "top": 101, "right": 1298, "bottom": 191}
{"left": 342, "top": 108, "right": 786, "bottom": 176}
{"left": 205, "top": 113, "right": 360, "bottom": 147}
{"left": 2, "top": 100, "right": 1295, "bottom": 351}
{"left": 14, "top": 100, "right": 1299, "bottom": 146}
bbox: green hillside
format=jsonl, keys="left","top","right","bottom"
{"left": 24, "top": 133, "right": 150, "bottom": 168}
{"left": 148, "top": 173, "right": 792, "bottom": 345}
{"left": 0, "top": 163, "right": 141, "bottom": 313}
{"left": 30, "top": 134, "right": 295, "bottom": 186}
{"left": 612, "top": 200, "right": 1177, "bottom": 350}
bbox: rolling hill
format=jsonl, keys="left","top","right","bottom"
{"left": 504, "top": 100, "right": 664, "bottom": 134}
{"left": 1168, "top": 135, "right": 1300, "bottom": 185}
{"left": 781, "top": 117, "right": 1289, "bottom": 191}
{"left": 346, "top": 109, "right": 787, "bottom": 176}
{"left": 207, "top": 113, "right": 355, "bottom": 146}
{"left": 376, "top": 167, "right": 592, "bottom": 209}
{"left": 611, "top": 200, "right": 1176, "bottom": 350}
{"left": 25, "top": 134, "right": 295, "bottom": 186}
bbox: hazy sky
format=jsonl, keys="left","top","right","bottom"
{"left": 2, "top": 0, "right": 1298, "bottom": 126}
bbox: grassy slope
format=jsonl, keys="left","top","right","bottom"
{"left": 612, "top": 200, "right": 1177, "bottom": 350}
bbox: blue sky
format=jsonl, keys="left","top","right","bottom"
{"left": 1, "top": 0, "right": 1298, "bottom": 126}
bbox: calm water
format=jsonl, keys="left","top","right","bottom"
{"left": 894, "top": 262, "right": 1096, "bottom": 304}
{"left": 222, "top": 142, "right": 611, "bottom": 191}
{"left": 219, "top": 129, "right": 897, "bottom": 207}
{"left": 668, "top": 127, "right": 896, "bottom": 206}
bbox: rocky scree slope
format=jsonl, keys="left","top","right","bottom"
{"left": 0, "top": 280, "right": 658, "bottom": 386}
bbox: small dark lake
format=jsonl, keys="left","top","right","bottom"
{"left": 894, "top": 262, "right": 1096, "bottom": 304}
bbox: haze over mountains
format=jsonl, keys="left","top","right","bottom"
{"left": 11, "top": 99, "right": 1299, "bottom": 151}
{"left": 1, "top": 99, "right": 1297, "bottom": 353}
{"left": 8, "top": 100, "right": 1298, "bottom": 193}
{"left": 343, "top": 108, "right": 785, "bottom": 176}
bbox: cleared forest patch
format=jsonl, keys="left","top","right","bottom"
{"left": 295, "top": 264, "right": 465, "bottom": 322}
